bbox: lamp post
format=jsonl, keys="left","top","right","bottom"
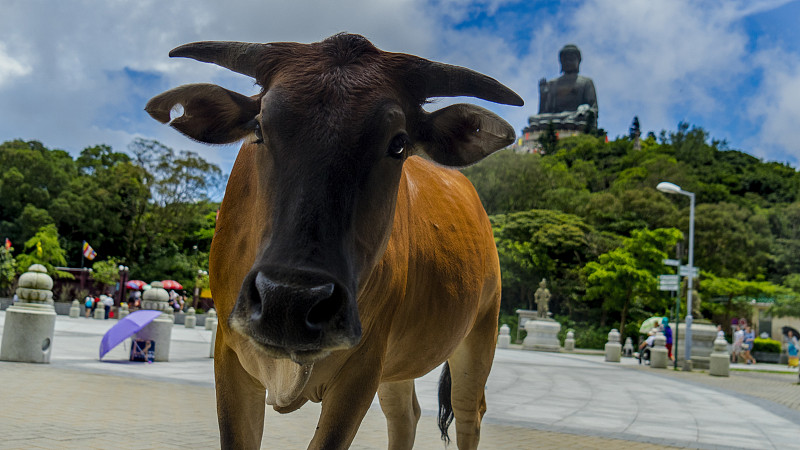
{"left": 657, "top": 181, "right": 695, "bottom": 371}
{"left": 194, "top": 269, "right": 208, "bottom": 309}
{"left": 117, "top": 265, "right": 130, "bottom": 307}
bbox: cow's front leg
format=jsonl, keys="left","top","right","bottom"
{"left": 307, "top": 354, "right": 382, "bottom": 450}
{"left": 378, "top": 379, "right": 421, "bottom": 450}
{"left": 215, "top": 341, "right": 266, "bottom": 450}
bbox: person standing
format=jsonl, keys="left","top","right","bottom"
{"left": 662, "top": 317, "right": 674, "bottom": 361}
{"left": 742, "top": 325, "right": 757, "bottom": 364}
{"left": 84, "top": 295, "right": 93, "bottom": 318}
{"left": 732, "top": 325, "right": 744, "bottom": 363}
{"left": 788, "top": 330, "right": 799, "bottom": 368}
{"left": 102, "top": 294, "right": 114, "bottom": 319}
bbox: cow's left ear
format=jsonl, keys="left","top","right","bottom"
{"left": 146, "top": 83, "right": 260, "bottom": 144}
{"left": 414, "top": 104, "right": 516, "bottom": 167}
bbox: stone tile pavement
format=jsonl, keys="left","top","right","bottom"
{"left": 3, "top": 311, "right": 800, "bottom": 448}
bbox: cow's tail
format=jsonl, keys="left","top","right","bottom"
{"left": 437, "top": 361, "right": 455, "bottom": 445}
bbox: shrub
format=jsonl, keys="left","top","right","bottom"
{"left": 575, "top": 325, "right": 613, "bottom": 349}
{"left": 753, "top": 337, "right": 781, "bottom": 353}
{"left": 498, "top": 313, "right": 521, "bottom": 343}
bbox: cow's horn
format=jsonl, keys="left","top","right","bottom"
{"left": 169, "top": 41, "right": 269, "bottom": 78}
{"left": 420, "top": 61, "right": 524, "bottom": 107}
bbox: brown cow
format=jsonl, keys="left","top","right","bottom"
{"left": 146, "top": 33, "right": 522, "bottom": 449}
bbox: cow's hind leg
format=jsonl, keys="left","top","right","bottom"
{"left": 215, "top": 342, "right": 266, "bottom": 450}
{"left": 378, "top": 379, "right": 421, "bottom": 450}
{"left": 445, "top": 308, "right": 498, "bottom": 450}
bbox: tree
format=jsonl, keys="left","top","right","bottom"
{"left": 127, "top": 138, "right": 223, "bottom": 270}
{"left": 582, "top": 228, "right": 682, "bottom": 339}
{"left": 0, "top": 244, "right": 16, "bottom": 296}
{"left": 15, "top": 224, "right": 71, "bottom": 278}
{"left": 538, "top": 122, "right": 558, "bottom": 154}
{"left": 491, "top": 209, "right": 605, "bottom": 316}
{"left": 689, "top": 203, "right": 771, "bottom": 279}
{"left": 91, "top": 258, "right": 121, "bottom": 292}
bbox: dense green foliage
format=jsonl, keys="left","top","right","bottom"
{"left": 462, "top": 123, "right": 800, "bottom": 344}
{"left": 0, "top": 138, "right": 221, "bottom": 293}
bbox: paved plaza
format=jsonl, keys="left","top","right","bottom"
{"left": 2, "top": 311, "right": 800, "bottom": 449}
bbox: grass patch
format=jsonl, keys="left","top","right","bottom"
{"left": 731, "top": 368, "right": 797, "bottom": 375}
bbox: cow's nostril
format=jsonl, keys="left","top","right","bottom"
{"left": 305, "top": 283, "right": 342, "bottom": 329}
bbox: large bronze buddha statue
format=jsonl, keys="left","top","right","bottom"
{"left": 527, "top": 44, "right": 598, "bottom": 133}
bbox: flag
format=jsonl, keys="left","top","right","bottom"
{"left": 4, "top": 238, "right": 10, "bottom": 250}
{"left": 36, "top": 240, "right": 43, "bottom": 257}
{"left": 82, "top": 241, "right": 97, "bottom": 260}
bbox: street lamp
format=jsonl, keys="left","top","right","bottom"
{"left": 657, "top": 181, "right": 695, "bottom": 370}
{"left": 194, "top": 269, "right": 208, "bottom": 308}
{"left": 117, "top": 265, "right": 130, "bottom": 306}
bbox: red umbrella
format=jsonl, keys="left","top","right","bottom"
{"left": 126, "top": 280, "right": 146, "bottom": 290}
{"left": 161, "top": 280, "right": 183, "bottom": 290}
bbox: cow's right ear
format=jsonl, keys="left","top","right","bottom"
{"left": 145, "top": 83, "right": 260, "bottom": 144}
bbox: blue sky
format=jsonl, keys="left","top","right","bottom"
{"left": 1, "top": 0, "right": 799, "bottom": 176}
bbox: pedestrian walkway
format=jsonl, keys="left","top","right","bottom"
{"left": 2, "top": 311, "right": 800, "bottom": 449}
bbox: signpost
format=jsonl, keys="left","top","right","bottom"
{"left": 658, "top": 274, "right": 680, "bottom": 291}
{"left": 662, "top": 257, "right": 701, "bottom": 370}
{"left": 679, "top": 266, "right": 699, "bottom": 278}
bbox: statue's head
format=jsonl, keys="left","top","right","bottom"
{"left": 539, "top": 278, "right": 547, "bottom": 288}
{"left": 559, "top": 44, "right": 581, "bottom": 74}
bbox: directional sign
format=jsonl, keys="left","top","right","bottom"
{"left": 663, "top": 258, "right": 681, "bottom": 267}
{"left": 679, "top": 266, "right": 699, "bottom": 277}
{"left": 659, "top": 275, "right": 680, "bottom": 284}
{"left": 658, "top": 274, "right": 680, "bottom": 291}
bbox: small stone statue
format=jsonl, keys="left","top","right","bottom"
{"left": 534, "top": 278, "right": 551, "bottom": 319}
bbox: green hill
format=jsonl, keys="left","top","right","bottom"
{"left": 462, "top": 123, "right": 800, "bottom": 340}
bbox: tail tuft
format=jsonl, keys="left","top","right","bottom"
{"left": 437, "top": 361, "right": 454, "bottom": 445}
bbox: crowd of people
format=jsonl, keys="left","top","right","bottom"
{"left": 634, "top": 316, "right": 799, "bottom": 368}
{"left": 82, "top": 289, "right": 189, "bottom": 319}
{"left": 637, "top": 317, "right": 673, "bottom": 364}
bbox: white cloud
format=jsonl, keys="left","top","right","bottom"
{"left": 0, "top": 42, "right": 31, "bottom": 86}
{"left": 1, "top": 0, "right": 799, "bottom": 172}
{"left": 746, "top": 48, "right": 800, "bottom": 161}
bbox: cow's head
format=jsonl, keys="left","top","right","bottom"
{"left": 146, "top": 34, "right": 522, "bottom": 364}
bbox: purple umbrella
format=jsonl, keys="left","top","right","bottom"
{"left": 99, "top": 310, "right": 162, "bottom": 360}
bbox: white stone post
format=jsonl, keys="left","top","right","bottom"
{"left": 605, "top": 329, "right": 621, "bottom": 362}
{"left": 93, "top": 299, "right": 105, "bottom": 320}
{"left": 650, "top": 333, "right": 668, "bottom": 369}
{"left": 623, "top": 337, "right": 634, "bottom": 357}
{"left": 118, "top": 303, "right": 130, "bottom": 320}
{"left": 69, "top": 299, "right": 80, "bottom": 318}
{"left": 209, "top": 320, "right": 217, "bottom": 358}
{"left": 205, "top": 308, "right": 217, "bottom": 330}
{"left": 184, "top": 307, "right": 196, "bottom": 328}
{"left": 564, "top": 330, "right": 575, "bottom": 352}
{"left": 1, "top": 264, "right": 57, "bottom": 363}
{"left": 709, "top": 337, "right": 730, "bottom": 377}
{"left": 497, "top": 324, "right": 510, "bottom": 348}
{"left": 134, "top": 281, "right": 173, "bottom": 362}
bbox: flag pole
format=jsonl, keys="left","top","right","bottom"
{"left": 81, "top": 241, "right": 85, "bottom": 268}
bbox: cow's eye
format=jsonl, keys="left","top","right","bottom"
{"left": 388, "top": 134, "right": 408, "bottom": 159}
{"left": 254, "top": 122, "right": 264, "bottom": 144}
